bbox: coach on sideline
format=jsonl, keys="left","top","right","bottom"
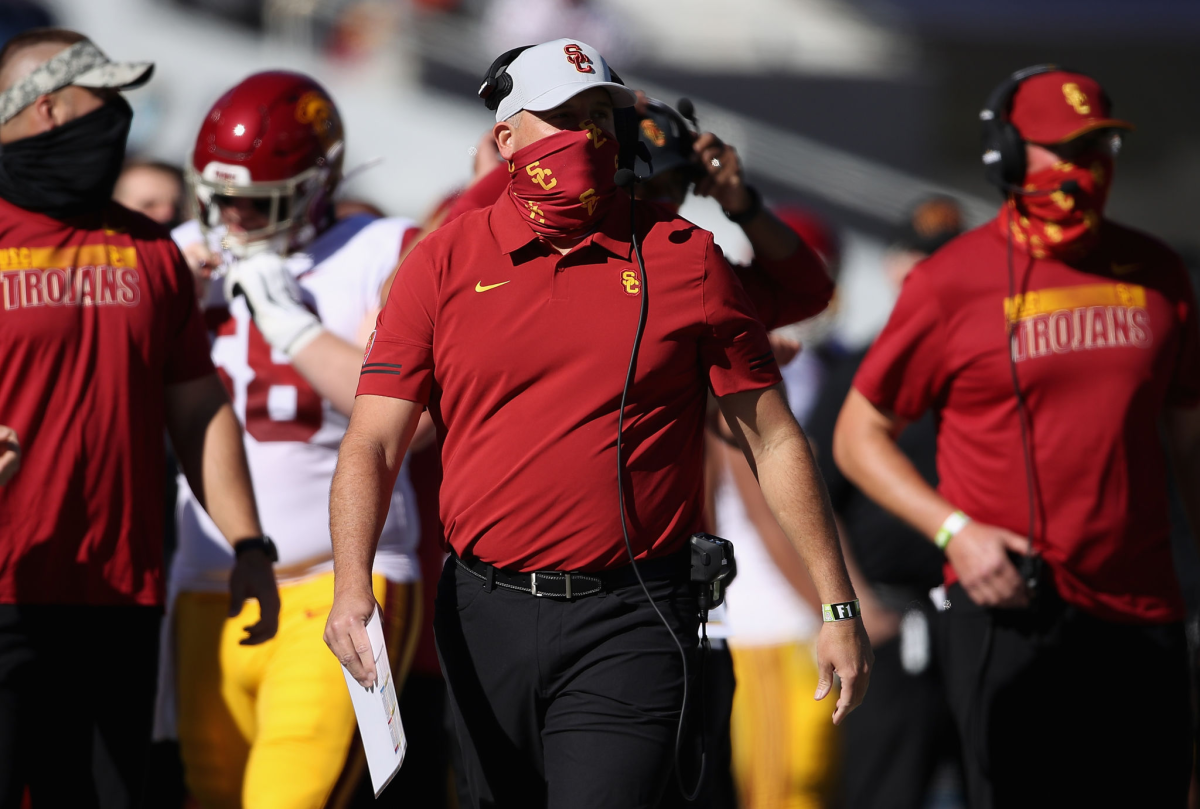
{"left": 325, "top": 38, "right": 871, "bottom": 808}
{"left": 0, "top": 29, "right": 278, "bottom": 807}
{"left": 834, "top": 68, "right": 1200, "bottom": 807}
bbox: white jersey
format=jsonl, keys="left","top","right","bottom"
{"left": 712, "top": 351, "right": 824, "bottom": 646}
{"left": 170, "top": 215, "right": 420, "bottom": 591}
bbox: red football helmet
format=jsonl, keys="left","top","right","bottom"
{"left": 188, "top": 71, "right": 345, "bottom": 257}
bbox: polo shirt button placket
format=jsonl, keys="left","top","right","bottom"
{"left": 552, "top": 259, "right": 568, "bottom": 302}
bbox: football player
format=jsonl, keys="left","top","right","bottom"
{"left": 165, "top": 71, "right": 422, "bottom": 809}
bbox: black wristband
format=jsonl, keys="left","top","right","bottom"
{"left": 234, "top": 536, "right": 278, "bottom": 563}
{"left": 723, "top": 185, "right": 762, "bottom": 225}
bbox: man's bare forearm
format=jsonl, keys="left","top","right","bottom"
{"left": 290, "top": 331, "right": 365, "bottom": 417}
{"left": 329, "top": 395, "right": 424, "bottom": 593}
{"left": 167, "top": 375, "right": 262, "bottom": 544}
{"left": 754, "top": 419, "right": 856, "bottom": 605}
{"left": 329, "top": 432, "right": 397, "bottom": 592}
{"left": 833, "top": 388, "right": 953, "bottom": 541}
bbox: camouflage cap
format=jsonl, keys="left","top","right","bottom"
{"left": 0, "top": 39, "right": 153, "bottom": 125}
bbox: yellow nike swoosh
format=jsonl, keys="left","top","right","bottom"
{"left": 1111, "top": 263, "right": 1139, "bottom": 276}
{"left": 475, "top": 280, "right": 511, "bottom": 292}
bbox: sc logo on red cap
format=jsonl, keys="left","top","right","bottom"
{"left": 564, "top": 44, "right": 595, "bottom": 74}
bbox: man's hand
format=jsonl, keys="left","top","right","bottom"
{"left": 0, "top": 426, "right": 19, "bottom": 486}
{"left": 945, "top": 521, "right": 1031, "bottom": 608}
{"left": 225, "top": 253, "right": 322, "bottom": 357}
{"left": 324, "top": 582, "right": 381, "bottom": 687}
{"left": 815, "top": 618, "right": 874, "bottom": 724}
{"left": 691, "top": 132, "right": 752, "bottom": 214}
{"left": 182, "top": 241, "right": 221, "bottom": 303}
{"left": 229, "top": 548, "right": 280, "bottom": 645}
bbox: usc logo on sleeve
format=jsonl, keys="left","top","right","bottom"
{"left": 563, "top": 44, "right": 595, "bottom": 74}
{"left": 621, "top": 269, "right": 640, "bottom": 296}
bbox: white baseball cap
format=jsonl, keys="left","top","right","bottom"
{"left": 488, "top": 38, "right": 637, "bottom": 123}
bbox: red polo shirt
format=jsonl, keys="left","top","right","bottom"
{"left": 854, "top": 218, "right": 1200, "bottom": 623}
{"left": 359, "top": 191, "right": 781, "bottom": 572}
{"left": 0, "top": 201, "right": 215, "bottom": 606}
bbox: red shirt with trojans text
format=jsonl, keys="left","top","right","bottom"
{"left": 358, "top": 191, "right": 781, "bottom": 572}
{"left": 0, "top": 200, "right": 215, "bottom": 607}
{"left": 854, "top": 219, "right": 1200, "bottom": 624}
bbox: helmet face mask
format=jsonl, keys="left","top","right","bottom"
{"left": 188, "top": 161, "right": 333, "bottom": 258}
{"left": 189, "top": 71, "right": 345, "bottom": 258}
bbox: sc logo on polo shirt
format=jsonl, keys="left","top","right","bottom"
{"left": 621, "top": 269, "right": 640, "bottom": 296}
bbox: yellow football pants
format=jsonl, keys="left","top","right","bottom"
{"left": 729, "top": 641, "right": 839, "bottom": 809}
{"left": 175, "top": 572, "right": 420, "bottom": 809}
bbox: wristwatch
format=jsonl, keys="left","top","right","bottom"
{"left": 234, "top": 535, "right": 279, "bottom": 563}
{"left": 722, "top": 185, "right": 763, "bottom": 225}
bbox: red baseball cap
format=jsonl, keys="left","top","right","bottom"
{"left": 1009, "top": 71, "right": 1133, "bottom": 144}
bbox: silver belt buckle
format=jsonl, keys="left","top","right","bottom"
{"left": 530, "top": 571, "right": 571, "bottom": 598}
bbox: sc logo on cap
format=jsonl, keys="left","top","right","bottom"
{"left": 563, "top": 44, "right": 595, "bottom": 74}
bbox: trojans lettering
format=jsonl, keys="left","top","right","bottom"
{"left": 1, "top": 266, "right": 140, "bottom": 311}
{"left": 1004, "top": 283, "right": 1152, "bottom": 362}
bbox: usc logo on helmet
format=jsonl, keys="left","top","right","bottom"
{"left": 640, "top": 119, "right": 667, "bottom": 147}
{"left": 563, "top": 44, "right": 595, "bottom": 74}
{"left": 621, "top": 269, "right": 640, "bottom": 296}
{"left": 295, "top": 91, "right": 341, "bottom": 148}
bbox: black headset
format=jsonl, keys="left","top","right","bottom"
{"left": 477, "top": 45, "right": 533, "bottom": 112}
{"left": 979, "top": 64, "right": 1114, "bottom": 193}
{"left": 477, "top": 45, "right": 643, "bottom": 174}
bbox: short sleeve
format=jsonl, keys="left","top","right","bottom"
{"left": 357, "top": 239, "right": 438, "bottom": 404}
{"left": 699, "top": 233, "right": 783, "bottom": 396}
{"left": 163, "top": 242, "right": 217, "bottom": 384}
{"left": 1167, "top": 261, "right": 1200, "bottom": 407}
{"left": 852, "top": 263, "right": 948, "bottom": 422}
{"left": 733, "top": 240, "right": 834, "bottom": 330}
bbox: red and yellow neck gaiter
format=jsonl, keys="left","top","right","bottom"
{"left": 998, "top": 155, "right": 1113, "bottom": 261}
{"left": 507, "top": 122, "right": 620, "bottom": 240}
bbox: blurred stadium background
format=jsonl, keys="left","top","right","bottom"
{"left": 10, "top": 0, "right": 1200, "bottom": 352}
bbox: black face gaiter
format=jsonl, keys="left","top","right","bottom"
{"left": 0, "top": 96, "right": 132, "bottom": 219}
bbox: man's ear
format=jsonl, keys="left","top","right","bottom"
{"left": 494, "top": 116, "right": 519, "bottom": 161}
{"left": 30, "top": 93, "right": 58, "bottom": 130}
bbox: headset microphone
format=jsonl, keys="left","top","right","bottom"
{"left": 1003, "top": 178, "right": 1081, "bottom": 197}
{"left": 613, "top": 168, "right": 638, "bottom": 188}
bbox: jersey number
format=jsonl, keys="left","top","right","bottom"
{"left": 211, "top": 308, "right": 323, "bottom": 442}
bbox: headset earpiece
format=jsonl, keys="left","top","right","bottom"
{"left": 607, "top": 70, "right": 650, "bottom": 174}
{"left": 478, "top": 45, "right": 534, "bottom": 112}
{"left": 980, "top": 64, "right": 1061, "bottom": 193}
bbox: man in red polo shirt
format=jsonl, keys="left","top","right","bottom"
{"left": 0, "top": 29, "right": 276, "bottom": 807}
{"left": 834, "top": 67, "right": 1200, "bottom": 807}
{"left": 325, "top": 39, "right": 871, "bottom": 808}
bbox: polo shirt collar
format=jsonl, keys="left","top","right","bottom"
{"left": 490, "top": 188, "right": 633, "bottom": 262}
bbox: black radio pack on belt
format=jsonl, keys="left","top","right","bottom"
{"left": 689, "top": 532, "right": 736, "bottom": 616}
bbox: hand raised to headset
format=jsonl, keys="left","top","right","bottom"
{"left": 691, "top": 132, "right": 753, "bottom": 216}
{"left": 945, "top": 520, "right": 1031, "bottom": 609}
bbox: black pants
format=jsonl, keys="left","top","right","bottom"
{"left": 0, "top": 604, "right": 161, "bottom": 809}
{"left": 938, "top": 583, "right": 1192, "bottom": 809}
{"left": 434, "top": 556, "right": 699, "bottom": 809}
{"left": 841, "top": 606, "right": 960, "bottom": 809}
{"left": 660, "top": 640, "right": 736, "bottom": 809}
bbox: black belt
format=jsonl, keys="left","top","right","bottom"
{"left": 454, "top": 548, "right": 689, "bottom": 599}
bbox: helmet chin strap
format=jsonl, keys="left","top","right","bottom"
{"left": 225, "top": 230, "right": 290, "bottom": 260}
